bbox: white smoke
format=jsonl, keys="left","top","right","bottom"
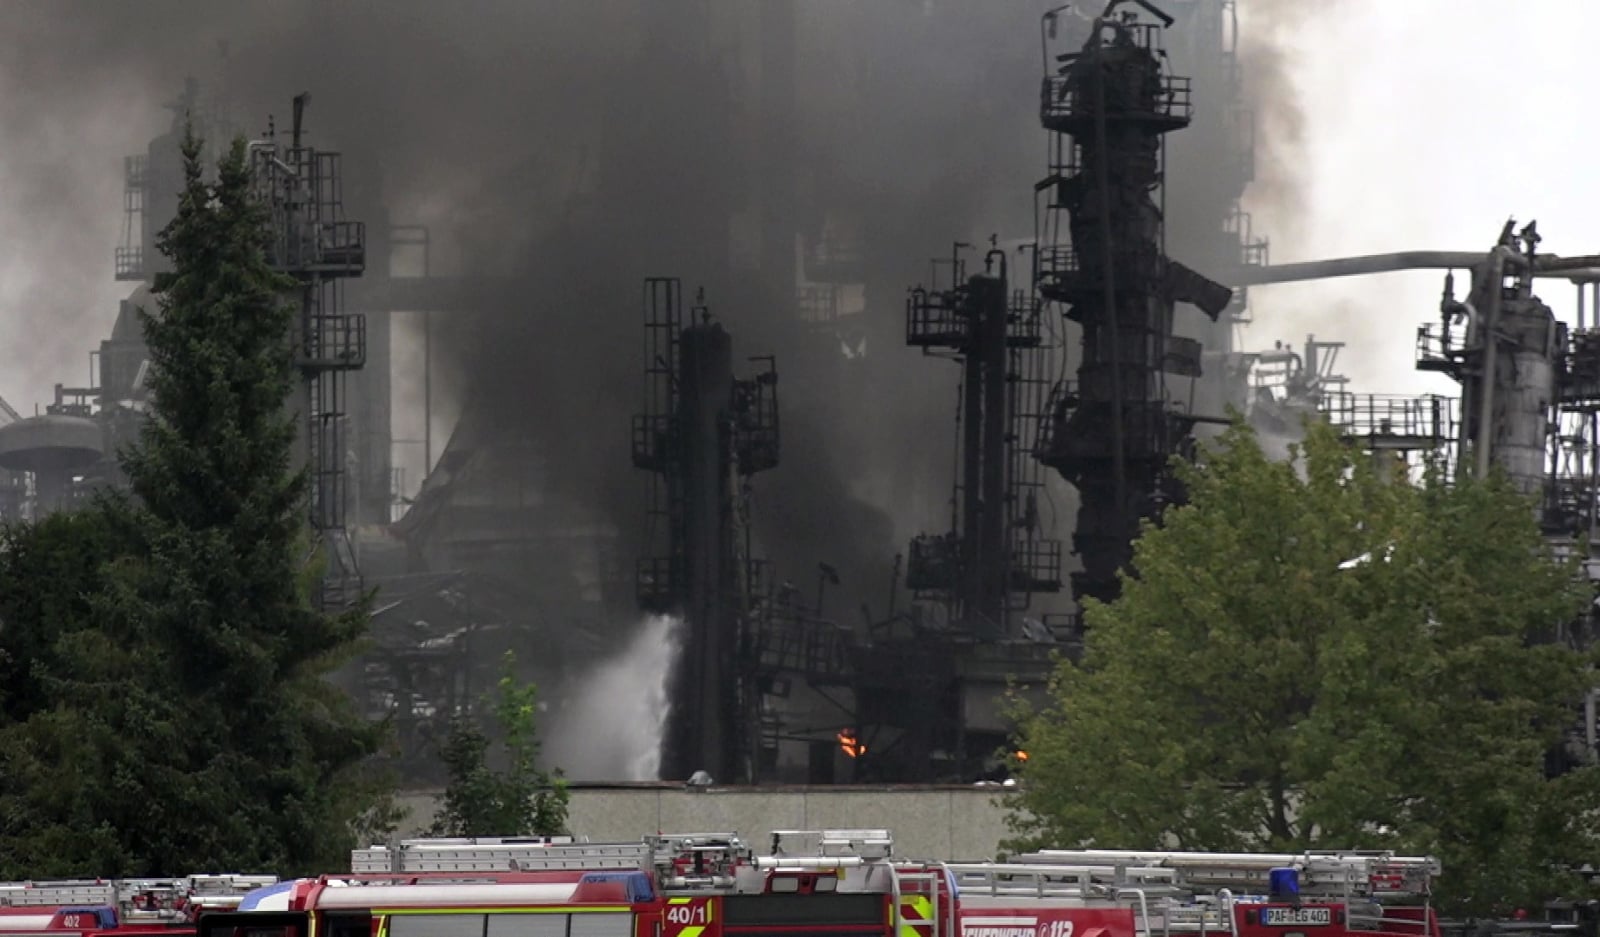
{"left": 544, "top": 615, "right": 682, "bottom": 781}
{"left": 1256, "top": 426, "right": 1302, "bottom": 464}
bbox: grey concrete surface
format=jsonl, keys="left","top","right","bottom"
{"left": 394, "top": 783, "right": 1020, "bottom": 861}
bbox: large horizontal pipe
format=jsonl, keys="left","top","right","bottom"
{"left": 1229, "top": 252, "right": 1600, "bottom": 288}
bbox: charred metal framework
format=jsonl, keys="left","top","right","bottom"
{"left": 904, "top": 244, "right": 1063, "bottom": 638}
{"left": 633, "top": 278, "right": 780, "bottom": 783}
{"left": 247, "top": 95, "right": 368, "bottom": 610}
{"left": 1031, "top": 1, "right": 1231, "bottom": 609}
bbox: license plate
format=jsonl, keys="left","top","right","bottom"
{"left": 1262, "top": 908, "right": 1332, "bottom": 927}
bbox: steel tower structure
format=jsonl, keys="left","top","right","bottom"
{"left": 246, "top": 96, "right": 369, "bottom": 610}
{"left": 903, "top": 243, "right": 1063, "bottom": 639}
{"left": 1032, "top": 1, "right": 1231, "bottom": 610}
{"left": 633, "top": 278, "right": 780, "bottom": 783}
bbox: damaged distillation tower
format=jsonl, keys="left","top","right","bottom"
{"left": 633, "top": 280, "right": 780, "bottom": 783}
{"left": 1033, "top": 2, "right": 1231, "bottom": 609}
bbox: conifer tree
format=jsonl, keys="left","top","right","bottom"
{"left": 0, "top": 124, "right": 388, "bottom": 875}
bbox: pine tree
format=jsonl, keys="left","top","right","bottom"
{"left": 0, "top": 124, "right": 388, "bottom": 875}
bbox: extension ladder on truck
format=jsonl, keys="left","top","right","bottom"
{"left": 1012, "top": 850, "right": 1438, "bottom": 896}
{"left": 0, "top": 875, "right": 279, "bottom": 924}
{"left": 942, "top": 861, "right": 1212, "bottom": 937}
{"left": 352, "top": 836, "right": 657, "bottom": 873}
{"left": 1011, "top": 850, "right": 1440, "bottom": 937}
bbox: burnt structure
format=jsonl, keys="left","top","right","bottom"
{"left": 904, "top": 245, "right": 1062, "bottom": 637}
{"left": 1032, "top": 2, "right": 1232, "bottom": 608}
{"left": 633, "top": 279, "right": 780, "bottom": 783}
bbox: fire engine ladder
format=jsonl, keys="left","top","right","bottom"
{"left": 118, "top": 876, "right": 282, "bottom": 919}
{"left": 0, "top": 880, "right": 118, "bottom": 908}
{"left": 0, "top": 875, "right": 279, "bottom": 919}
{"left": 764, "top": 830, "right": 894, "bottom": 863}
{"left": 945, "top": 864, "right": 1205, "bottom": 937}
{"left": 1013, "top": 850, "right": 1438, "bottom": 896}
{"left": 352, "top": 837, "right": 656, "bottom": 874}
{"left": 1014, "top": 851, "right": 1439, "bottom": 937}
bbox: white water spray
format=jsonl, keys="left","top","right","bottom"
{"left": 545, "top": 614, "right": 682, "bottom": 781}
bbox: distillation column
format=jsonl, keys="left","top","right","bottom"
{"left": 905, "top": 249, "right": 1062, "bottom": 638}
{"left": 634, "top": 280, "right": 780, "bottom": 783}
{"left": 671, "top": 321, "right": 741, "bottom": 783}
{"left": 1034, "top": 4, "right": 1231, "bottom": 608}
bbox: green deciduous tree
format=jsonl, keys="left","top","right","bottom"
{"left": 1008, "top": 419, "right": 1600, "bottom": 916}
{"left": 428, "top": 652, "right": 570, "bottom": 838}
{"left": 0, "top": 124, "right": 387, "bottom": 876}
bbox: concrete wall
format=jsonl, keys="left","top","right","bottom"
{"left": 395, "top": 784, "right": 1018, "bottom": 861}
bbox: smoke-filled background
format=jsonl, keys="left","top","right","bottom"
{"left": 0, "top": 0, "right": 1593, "bottom": 775}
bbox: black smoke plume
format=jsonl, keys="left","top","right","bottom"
{"left": 0, "top": 0, "right": 1313, "bottom": 664}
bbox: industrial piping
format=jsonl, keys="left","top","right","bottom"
{"left": 1229, "top": 251, "right": 1600, "bottom": 287}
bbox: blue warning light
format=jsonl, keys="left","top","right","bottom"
{"left": 1269, "top": 867, "right": 1301, "bottom": 900}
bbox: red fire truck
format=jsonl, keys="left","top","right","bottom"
{"left": 199, "top": 831, "right": 915, "bottom": 937}
{"left": 936, "top": 848, "right": 1442, "bottom": 937}
{"left": 0, "top": 875, "right": 277, "bottom": 937}
{"left": 198, "top": 834, "right": 1443, "bottom": 937}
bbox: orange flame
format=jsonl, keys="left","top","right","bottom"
{"left": 837, "top": 729, "right": 867, "bottom": 758}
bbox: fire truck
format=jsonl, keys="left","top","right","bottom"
{"left": 199, "top": 834, "right": 1444, "bottom": 937}
{"left": 200, "top": 831, "right": 930, "bottom": 937}
{"left": 0, "top": 875, "right": 277, "bottom": 937}
{"left": 940, "top": 847, "right": 1443, "bottom": 937}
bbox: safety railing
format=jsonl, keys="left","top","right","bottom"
{"left": 298, "top": 313, "right": 367, "bottom": 371}
{"left": 114, "top": 246, "right": 146, "bottom": 281}
{"left": 1040, "top": 72, "right": 1193, "bottom": 129}
{"left": 1321, "top": 392, "right": 1457, "bottom": 449}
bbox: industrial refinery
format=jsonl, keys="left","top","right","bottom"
{"left": 1, "top": 0, "right": 1595, "bottom": 790}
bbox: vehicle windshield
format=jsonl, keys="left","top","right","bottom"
{"left": 197, "top": 911, "right": 310, "bottom": 937}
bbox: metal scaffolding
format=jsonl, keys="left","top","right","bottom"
{"left": 247, "top": 95, "right": 369, "bottom": 610}
{"left": 1031, "top": 1, "right": 1230, "bottom": 609}
{"left": 632, "top": 278, "right": 780, "bottom": 783}
{"left": 903, "top": 243, "right": 1063, "bottom": 639}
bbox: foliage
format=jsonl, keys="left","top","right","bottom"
{"left": 427, "top": 651, "right": 570, "bottom": 838}
{"left": 0, "top": 510, "right": 128, "bottom": 725}
{"left": 1007, "top": 418, "right": 1600, "bottom": 916}
{"left": 0, "top": 123, "right": 387, "bottom": 876}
